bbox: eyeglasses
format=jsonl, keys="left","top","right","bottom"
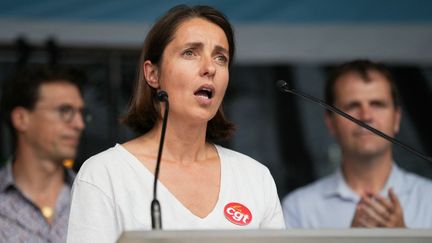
{"left": 37, "top": 104, "right": 92, "bottom": 123}
{"left": 58, "top": 105, "right": 92, "bottom": 123}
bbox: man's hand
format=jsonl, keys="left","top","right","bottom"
{"left": 351, "top": 188, "right": 406, "bottom": 228}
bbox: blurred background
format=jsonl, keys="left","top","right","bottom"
{"left": 1, "top": 0, "right": 431, "bottom": 198}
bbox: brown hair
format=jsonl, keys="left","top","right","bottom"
{"left": 325, "top": 59, "right": 401, "bottom": 112}
{"left": 123, "top": 5, "right": 235, "bottom": 141}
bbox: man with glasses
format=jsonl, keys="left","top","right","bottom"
{"left": 0, "top": 66, "right": 89, "bottom": 242}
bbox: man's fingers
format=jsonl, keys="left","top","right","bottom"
{"left": 361, "top": 202, "right": 388, "bottom": 227}
{"left": 362, "top": 195, "right": 391, "bottom": 222}
{"left": 372, "top": 194, "right": 393, "bottom": 213}
{"left": 388, "top": 188, "right": 402, "bottom": 211}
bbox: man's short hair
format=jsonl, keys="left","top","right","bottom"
{"left": 325, "top": 59, "right": 401, "bottom": 110}
{"left": 0, "top": 65, "right": 86, "bottom": 146}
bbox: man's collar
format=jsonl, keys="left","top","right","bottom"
{"left": 380, "top": 163, "right": 408, "bottom": 196}
{"left": 323, "top": 168, "right": 360, "bottom": 202}
{"left": 64, "top": 166, "right": 76, "bottom": 186}
{"left": 0, "top": 159, "right": 15, "bottom": 192}
{"left": 322, "top": 163, "right": 407, "bottom": 202}
{"left": 0, "top": 159, "right": 76, "bottom": 192}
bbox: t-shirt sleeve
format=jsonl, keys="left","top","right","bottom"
{"left": 67, "top": 167, "right": 121, "bottom": 243}
{"left": 260, "top": 168, "right": 286, "bottom": 229}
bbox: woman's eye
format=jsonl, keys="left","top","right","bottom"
{"left": 215, "top": 55, "right": 228, "bottom": 64}
{"left": 183, "top": 50, "right": 194, "bottom": 57}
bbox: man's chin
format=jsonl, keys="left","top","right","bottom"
{"left": 353, "top": 147, "right": 388, "bottom": 160}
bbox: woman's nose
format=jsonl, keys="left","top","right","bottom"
{"left": 200, "top": 55, "right": 216, "bottom": 77}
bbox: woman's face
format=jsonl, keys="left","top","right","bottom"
{"left": 147, "top": 17, "right": 230, "bottom": 125}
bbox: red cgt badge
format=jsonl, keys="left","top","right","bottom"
{"left": 224, "top": 202, "right": 252, "bottom": 226}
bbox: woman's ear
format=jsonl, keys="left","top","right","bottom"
{"left": 143, "top": 60, "right": 159, "bottom": 89}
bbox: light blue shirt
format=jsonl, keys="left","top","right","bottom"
{"left": 282, "top": 164, "right": 432, "bottom": 228}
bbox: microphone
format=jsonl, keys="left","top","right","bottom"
{"left": 276, "top": 80, "right": 432, "bottom": 163}
{"left": 151, "top": 90, "right": 169, "bottom": 230}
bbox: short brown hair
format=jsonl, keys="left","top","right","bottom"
{"left": 123, "top": 5, "right": 235, "bottom": 141}
{"left": 325, "top": 59, "right": 401, "bottom": 112}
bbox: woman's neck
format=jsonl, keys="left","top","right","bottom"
{"left": 142, "top": 119, "right": 211, "bottom": 164}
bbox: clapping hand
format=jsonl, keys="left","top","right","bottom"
{"left": 351, "top": 188, "right": 405, "bottom": 228}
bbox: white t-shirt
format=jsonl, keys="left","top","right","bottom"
{"left": 67, "top": 144, "right": 285, "bottom": 243}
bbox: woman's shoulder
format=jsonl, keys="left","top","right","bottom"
{"left": 82, "top": 144, "right": 124, "bottom": 164}
{"left": 215, "top": 144, "right": 269, "bottom": 173}
{"left": 76, "top": 144, "right": 131, "bottom": 180}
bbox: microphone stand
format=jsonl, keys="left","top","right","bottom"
{"left": 276, "top": 80, "right": 432, "bottom": 163}
{"left": 151, "top": 90, "right": 169, "bottom": 230}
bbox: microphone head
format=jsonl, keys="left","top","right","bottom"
{"left": 157, "top": 90, "right": 168, "bottom": 102}
{"left": 276, "top": 80, "right": 288, "bottom": 90}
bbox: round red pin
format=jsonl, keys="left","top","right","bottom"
{"left": 224, "top": 202, "right": 252, "bottom": 226}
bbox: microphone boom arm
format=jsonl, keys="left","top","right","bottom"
{"left": 276, "top": 80, "right": 432, "bottom": 163}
